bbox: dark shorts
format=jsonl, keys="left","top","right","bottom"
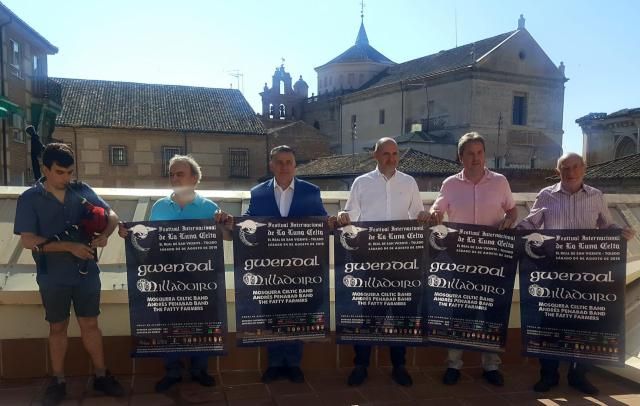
{"left": 38, "top": 273, "right": 101, "bottom": 323}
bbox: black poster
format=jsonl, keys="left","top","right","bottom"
{"left": 233, "top": 217, "right": 330, "bottom": 345}
{"left": 425, "top": 222, "right": 518, "bottom": 352}
{"left": 334, "top": 221, "right": 426, "bottom": 345}
{"left": 518, "top": 229, "right": 626, "bottom": 365}
{"left": 124, "top": 219, "right": 227, "bottom": 357}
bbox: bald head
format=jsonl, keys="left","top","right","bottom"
{"left": 556, "top": 152, "right": 586, "bottom": 194}
{"left": 373, "top": 137, "right": 399, "bottom": 177}
{"left": 374, "top": 137, "right": 397, "bottom": 152}
{"left": 557, "top": 152, "right": 585, "bottom": 170}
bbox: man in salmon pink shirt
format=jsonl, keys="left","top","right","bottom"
{"left": 429, "top": 132, "right": 518, "bottom": 387}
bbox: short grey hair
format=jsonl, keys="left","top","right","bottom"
{"left": 557, "top": 152, "right": 585, "bottom": 169}
{"left": 457, "top": 132, "right": 485, "bottom": 156}
{"left": 169, "top": 154, "right": 202, "bottom": 183}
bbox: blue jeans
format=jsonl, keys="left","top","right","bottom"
{"left": 267, "top": 342, "right": 303, "bottom": 367}
{"left": 164, "top": 354, "right": 209, "bottom": 378}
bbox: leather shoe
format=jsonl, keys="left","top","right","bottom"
{"left": 347, "top": 366, "right": 368, "bottom": 386}
{"left": 568, "top": 374, "right": 599, "bottom": 396}
{"left": 288, "top": 366, "right": 305, "bottom": 383}
{"left": 442, "top": 368, "right": 460, "bottom": 385}
{"left": 155, "top": 375, "right": 182, "bottom": 392}
{"left": 391, "top": 367, "right": 413, "bottom": 387}
{"left": 533, "top": 375, "right": 559, "bottom": 392}
{"left": 482, "top": 370, "right": 504, "bottom": 386}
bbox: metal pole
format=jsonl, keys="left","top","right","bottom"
{"left": 497, "top": 112, "right": 502, "bottom": 168}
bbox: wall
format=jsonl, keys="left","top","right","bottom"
{"left": 52, "top": 127, "right": 267, "bottom": 189}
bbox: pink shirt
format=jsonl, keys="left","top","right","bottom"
{"left": 432, "top": 169, "right": 515, "bottom": 227}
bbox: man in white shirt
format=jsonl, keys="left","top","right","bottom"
{"left": 337, "top": 137, "right": 428, "bottom": 387}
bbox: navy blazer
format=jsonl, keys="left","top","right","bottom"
{"left": 245, "top": 178, "right": 327, "bottom": 217}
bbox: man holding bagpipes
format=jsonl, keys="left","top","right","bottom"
{"left": 14, "top": 143, "right": 124, "bottom": 405}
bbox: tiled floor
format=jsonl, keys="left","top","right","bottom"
{"left": 1, "top": 363, "right": 639, "bottom": 405}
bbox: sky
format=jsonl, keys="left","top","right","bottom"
{"left": 5, "top": 0, "right": 639, "bottom": 154}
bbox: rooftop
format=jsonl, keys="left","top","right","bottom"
{"left": 296, "top": 149, "right": 462, "bottom": 178}
{"left": 316, "top": 21, "right": 394, "bottom": 69}
{"left": 362, "top": 30, "right": 519, "bottom": 89}
{"left": 53, "top": 78, "right": 266, "bottom": 135}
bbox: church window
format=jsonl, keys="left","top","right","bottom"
{"left": 615, "top": 136, "right": 637, "bottom": 159}
{"left": 280, "top": 81, "right": 285, "bottom": 95}
{"left": 512, "top": 93, "right": 527, "bottom": 126}
{"left": 279, "top": 104, "right": 286, "bottom": 119}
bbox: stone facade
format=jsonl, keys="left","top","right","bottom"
{"left": 53, "top": 127, "right": 267, "bottom": 189}
{"left": 577, "top": 109, "right": 640, "bottom": 166}
{"left": 260, "top": 16, "right": 566, "bottom": 169}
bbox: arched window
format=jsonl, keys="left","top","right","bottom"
{"left": 279, "top": 104, "right": 286, "bottom": 119}
{"left": 615, "top": 136, "right": 637, "bottom": 159}
{"left": 269, "top": 104, "right": 274, "bottom": 119}
{"left": 280, "top": 81, "right": 285, "bottom": 95}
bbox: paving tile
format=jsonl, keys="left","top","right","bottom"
{"left": 227, "top": 399, "right": 275, "bottom": 406}
{"left": 274, "top": 392, "right": 323, "bottom": 406}
{"left": 306, "top": 373, "right": 348, "bottom": 392}
{"left": 220, "top": 370, "right": 262, "bottom": 386}
{"left": 456, "top": 394, "right": 512, "bottom": 405}
{"left": 317, "top": 388, "right": 366, "bottom": 405}
{"left": 178, "top": 381, "right": 225, "bottom": 403}
{"left": 129, "top": 392, "right": 177, "bottom": 405}
{"left": 80, "top": 396, "right": 129, "bottom": 405}
{"left": 400, "top": 381, "right": 492, "bottom": 400}
{"left": 130, "top": 375, "right": 164, "bottom": 394}
{"left": 267, "top": 380, "right": 313, "bottom": 396}
{"left": 0, "top": 386, "right": 35, "bottom": 405}
{"left": 356, "top": 385, "right": 411, "bottom": 403}
{"left": 223, "top": 383, "right": 269, "bottom": 401}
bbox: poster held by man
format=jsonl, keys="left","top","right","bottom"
{"left": 518, "top": 229, "right": 626, "bottom": 366}
{"left": 424, "top": 222, "right": 518, "bottom": 353}
{"left": 124, "top": 219, "right": 227, "bottom": 357}
{"left": 334, "top": 220, "right": 426, "bottom": 346}
{"left": 233, "top": 216, "right": 330, "bottom": 346}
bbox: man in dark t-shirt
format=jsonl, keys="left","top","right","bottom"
{"left": 14, "top": 143, "right": 124, "bottom": 405}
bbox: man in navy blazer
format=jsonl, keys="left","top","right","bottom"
{"left": 245, "top": 145, "right": 331, "bottom": 384}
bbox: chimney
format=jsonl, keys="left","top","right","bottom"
{"left": 518, "top": 14, "right": 525, "bottom": 30}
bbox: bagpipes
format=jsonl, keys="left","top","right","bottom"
{"left": 35, "top": 182, "right": 110, "bottom": 275}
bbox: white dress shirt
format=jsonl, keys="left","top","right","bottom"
{"left": 344, "top": 168, "right": 424, "bottom": 221}
{"left": 274, "top": 178, "right": 295, "bottom": 217}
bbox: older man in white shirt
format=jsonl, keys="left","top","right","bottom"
{"left": 337, "top": 137, "right": 428, "bottom": 387}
